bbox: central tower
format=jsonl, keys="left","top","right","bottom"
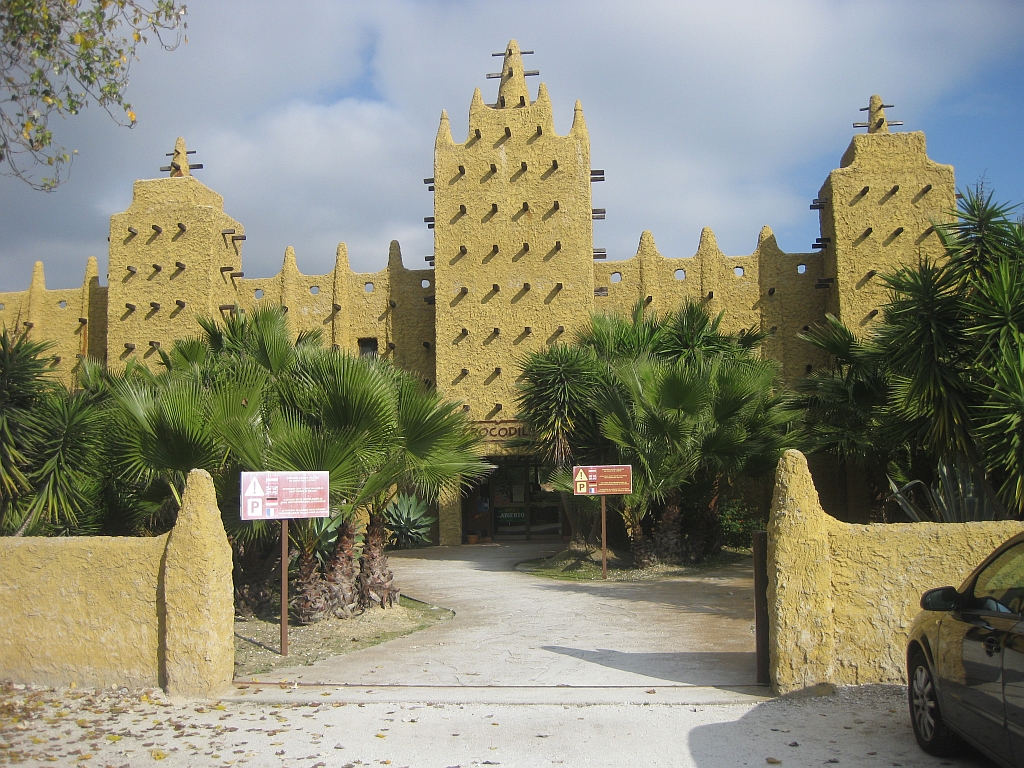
{"left": 431, "top": 40, "right": 596, "bottom": 422}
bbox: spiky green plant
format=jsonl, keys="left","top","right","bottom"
{"left": 384, "top": 494, "right": 437, "bottom": 549}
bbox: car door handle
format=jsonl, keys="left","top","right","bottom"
{"left": 984, "top": 636, "right": 1002, "bottom": 656}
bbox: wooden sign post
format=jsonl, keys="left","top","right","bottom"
{"left": 572, "top": 465, "right": 633, "bottom": 579}
{"left": 241, "top": 471, "right": 330, "bottom": 656}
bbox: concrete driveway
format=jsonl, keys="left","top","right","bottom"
{"left": 252, "top": 541, "right": 763, "bottom": 704}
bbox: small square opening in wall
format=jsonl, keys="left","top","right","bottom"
{"left": 421, "top": 279, "right": 431, "bottom": 289}
{"left": 358, "top": 338, "right": 379, "bottom": 357}
{"left": 675, "top": 269, "right": 686, "bottom": 280}
{"left": 254, "top": 289, "right": 264, "bottom": 299}
{"left": 58, "top": 300, "right": 67, "bottom": 309}
{"left": 364, "top": 282, "right": 374, "bottom": 293}
{"left": 797, "top": 264, "right": 807, "bottom": 274}
{"left": 734, "top": 267, "right": 745, "bottom": 277}
{"left": 310, "top": 285, "right": 320, "bottom": 295}
{"left": 610, "top": 272, "right": 622, "bottom": 283}
{"left": 0, "top": 304, "right": 5, "bottom": 311}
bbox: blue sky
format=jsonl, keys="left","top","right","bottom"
{"left": 2, "top": 0, "right": 1022, "bottom": 292}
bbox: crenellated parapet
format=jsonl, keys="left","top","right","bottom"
{"left": 593, "top": 228, "right": 828, "bottom": 381}
{"left": 233, "top": 241, "right": 435, "bottom": 385}
{"left": 0, "top": 258, "right": 106, "bottom": 377}
{"left": 0, "top": 47, "right": 964, "bottom": 546}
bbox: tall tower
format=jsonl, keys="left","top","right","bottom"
{"left": 816, "top": 96, "right": 955, "bottom": 329}
{"left": 431, "top": 40, "right": 596, "bottom": 422}
{"left": 106, "top": 138, "right": 244, "bottom": 366}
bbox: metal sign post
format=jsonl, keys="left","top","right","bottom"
{"left": 572, "top": 465, "right": 633, "bottom": 580}
{"left": 240, "top": 471, "right": 330, "bottom": 656}
{"left": 280, "top": 519, "right": 289, "bottom": 656}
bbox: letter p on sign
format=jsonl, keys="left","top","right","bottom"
{"left": 246, "top": 497, "right": 263, "bottom": 518}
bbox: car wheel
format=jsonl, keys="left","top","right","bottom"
{"left": 908, "top": 650, "right": 962, "bottom": 756}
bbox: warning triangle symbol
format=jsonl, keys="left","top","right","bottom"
{"left": 574, "top": 468, "right": 587, "bottom": 482}
{"left": 244, "top": 476, "right": 264, "bottom": 497}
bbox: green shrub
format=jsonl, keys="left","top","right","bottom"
{"left": 717, "top": 499, "right": 765, "bottom": 549}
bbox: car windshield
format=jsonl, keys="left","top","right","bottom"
{"left": 971, "top": 542, "right": 1024, "bottom": 614}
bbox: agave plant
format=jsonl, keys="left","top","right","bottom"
{"left": 384, "top": 494, "right": 437, "bottom": 549}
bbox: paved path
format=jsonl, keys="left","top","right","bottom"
{"left": 7, "top": 545, "right": 992, "bottom": 766}
{"left": 251, "top": 542, "right": 763, "bottom": 703}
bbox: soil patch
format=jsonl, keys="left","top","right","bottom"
{"left": 515, "top": 546, "right": 750, "bottom": 581}
{"left": 233, "top": 596, "right": 453, "bottom": 679}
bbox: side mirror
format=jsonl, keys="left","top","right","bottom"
{"left": 921, "top": 586, "right": 961, "bottom": 612}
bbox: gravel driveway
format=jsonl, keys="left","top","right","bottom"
{"left": 250, "top": 541, "right": 762, "bottom": 695}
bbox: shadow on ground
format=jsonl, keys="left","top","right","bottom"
{"left": 687, "top": 685, "right": 994, "bottom": 767}
{"left": 542, "top": 646, "right": 756, "bottom": 686}
{"left": 529, "top": 572, "right": 755, "bottom": 620}
{"left": 390, "top": 542, "right": 565, "bottom": 572}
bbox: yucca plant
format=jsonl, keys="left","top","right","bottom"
{"left": 888, "top": 457, "right": 1008, "bottom": 523}
{"left": 0, "top": 328, "right": 53, "bottom": 533}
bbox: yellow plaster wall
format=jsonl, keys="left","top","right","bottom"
{"left": 767, "top": 450, "right": 1024, "bottom": 693}
{"left": 106, "top": 172, "right": 244, "bottom": 368}
{"left": 0, "top": 470, "right": 234, "bottom": 697}
{"left": 0, "top": 88, "right": 956, "bottom": 401}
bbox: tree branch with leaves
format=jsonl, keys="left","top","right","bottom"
{"left": 0, "top": 0, "right": 187, "bottom": 189}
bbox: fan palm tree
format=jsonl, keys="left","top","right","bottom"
{"left": 263, "top": 343, "right": 488, "bottom": 613}
{"left": 0, "top": 329, "right": 113, "bottom": 536}
{"left": 518, "top": 299, "right": 792, "bottom": 564}
{"left": 599, "top": 353, "right": 792, "bottom": 563}
{"left": 354, "top": 368, "right": 489, "bottom": 608}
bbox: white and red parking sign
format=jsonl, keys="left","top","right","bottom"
{"left": 240, "top": 471, "right": 330, "bottom": 520}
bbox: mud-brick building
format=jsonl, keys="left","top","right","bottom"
{"left": 0, "top": 40, "right": 956, "bottom": 544}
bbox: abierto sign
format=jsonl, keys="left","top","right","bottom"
{"left": 572, "top": 465, "right": 633, "bottom": 496}
{"left": 240, "top": 471, "right": 330, "bottom": 520}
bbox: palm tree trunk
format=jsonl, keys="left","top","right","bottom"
{"left": 681, "top": 482, "right": 723, "bottom": 563}
{"left": 326, "top": 518, "right": 360, "bottom": 618}
{"left": 654, "top": 494, "right": 682, "bottom": 564}
{"left": 587, "top": 508, "right": 602, "bottom": 548}
{"left": 358, "top": 511, "right": 400, "bottom": 608}
{"left": 625, "top": 521, "right": 656, "bottom": 568}
{"left": 559, "top": 491, "right": 592, "bottom": 550}
{"left": 293, "top": 548, "right": 332, "bottom": 625}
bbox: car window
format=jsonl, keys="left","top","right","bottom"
{"left": 971, "top": 542, "right": 1024, "bottom": 614}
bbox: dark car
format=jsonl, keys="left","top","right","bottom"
{"left": 907, "top": 531, "right": 1024, "bottom": 767}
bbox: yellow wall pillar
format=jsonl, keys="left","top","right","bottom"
{"left": 438, "top": 486, "right": 463, "bottom": 547}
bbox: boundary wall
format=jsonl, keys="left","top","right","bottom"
{"left": 766, "top": 450, "right": 1024, "bottom": 693}
{"left": 0, "top": 470, "right": 234, "bottom": 698}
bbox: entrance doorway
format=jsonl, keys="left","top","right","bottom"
{"left": 461, "top": 459, "right": 565, "bottom": 541}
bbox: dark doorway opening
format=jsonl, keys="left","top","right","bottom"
{"left": 461, "top": 458, "right": 565, "bottom": 542}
